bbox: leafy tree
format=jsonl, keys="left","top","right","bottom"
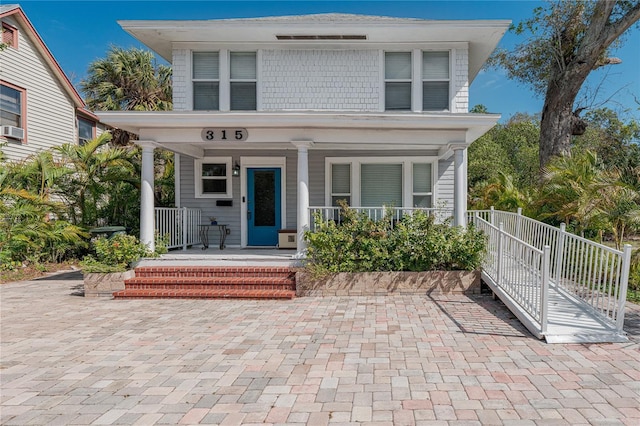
{"left": 472, "top": 172, "right": 532, "bottom": 212}
{"left": 490, "top": 1, "right": 640, "bottom": 168}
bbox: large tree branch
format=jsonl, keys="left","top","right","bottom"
{"left": 602, "top": 1, "right": 640, "bottom": 48}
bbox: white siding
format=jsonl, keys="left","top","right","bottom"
{"left": 437, "top": 156, "right": 455, "bottom": 209}
{"left": 452, "top": 48, "right": 469, "bottom": 113}
{"left": 172, "top": 49, "right": 189, "bottom": 111}
{"left": 261, "top": 50, "right": 380, "bottom": 111}
{"left": 0, "top": 15, "right": 77, "bottom": 162}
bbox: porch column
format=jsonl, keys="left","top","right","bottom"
{"left": 292, "top": 140, "right": 314, "bottom": 252}
{"left": 451, "top": 144, "right": 468, "bottom": 228}
{"left": 139, "top": 142, "right": 155, "bottom": 251}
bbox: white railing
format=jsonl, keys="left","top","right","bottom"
{"left": 155, "top": 207, "right": 201, "bottom": 250}
{"left": 472, "top": 215, "right": 550, "bottom": 333}
{"left": 471, "top": 208, "right": 632, "bottom": 332}
{"left": 309, "top": 206, "right": 453, "bottom": 231}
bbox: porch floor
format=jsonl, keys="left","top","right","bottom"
{"left": 137, "top": 246, "right": 302, "bottom": 267}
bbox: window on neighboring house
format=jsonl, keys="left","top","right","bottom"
{"left": 330, "top": 163, "right": 351, "bottom": 206}
{"left": 0, "top": 83, "right": 23, "bottom": 129}
{"left": 230, "top": 52, "right": 256, "bottom": 110}
{"left": 78, "top": 118, "right": 94, "bottom": 145}
{"left": 1, "top": 23, "right": 18, "bottom": 49}
{"left": 412, "top": 163, "right": 433, "bottom": 207}
{"left": 194, "top": 157, "right": 232, "bottom": 198}
{"left": 361, "top": 163, "right": 403, "bottom": 207}
{"left": 422, "top": 51, "right": 450, "bottom": 111}
{"left": 193, "top": 52, "right": 220, "bottom": 110}
{"left": 384, "top": 52, "right": 412, "bottom": 111}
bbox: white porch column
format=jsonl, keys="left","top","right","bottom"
{"left": 139, "top": 142, "right": 156, "bottom": 251}
{"left": 451, "top": 144, "right": 468, "bottom": 228}
{"left": 292, "top": 140, "right": 314, "bottom": 252}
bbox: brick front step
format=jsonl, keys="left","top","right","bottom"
{"left": 113, "top": 289, "right": 296, "bottom": 299}
{"left": 113, "top": 265, "right": 297, "bottom": 300}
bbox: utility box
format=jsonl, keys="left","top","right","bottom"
{"left": 278, "top": 229, "right": 297, "bottom": 249}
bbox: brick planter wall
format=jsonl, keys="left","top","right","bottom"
{"left": 296, "top": 270, "right": 480, "bottom": 297}
{"left": 83, "top": 270, "right": 135, "bottom": 298}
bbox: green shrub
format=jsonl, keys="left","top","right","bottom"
{"left": 80, "top": 234, "right": 155, "bottom": 273}
{"left": 305, "top": 206, "right": 487, "bottom": 274}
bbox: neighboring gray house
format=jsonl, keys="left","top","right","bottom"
{"left": 98, "top": 13, "right": 509, "bottom": 251}
{"left": 0, "top": 4, "right": 103, "bottom": 163}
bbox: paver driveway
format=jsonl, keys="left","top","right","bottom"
{"left": 1, "top": 271, "right": 639, "bottom": 425}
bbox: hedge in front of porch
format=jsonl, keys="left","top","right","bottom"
{"left": 304, "top": 205, "right": 486, "bottom": 275}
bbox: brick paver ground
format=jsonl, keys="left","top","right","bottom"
{"left": 1, "top": 271, "right": 639, "bottom": 425}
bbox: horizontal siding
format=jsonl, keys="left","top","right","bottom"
{"left": 0, "top": 15, "right": 77, "bottom": 163}
{"left": 437, "top": 157, "right": 454, "bottom": 209}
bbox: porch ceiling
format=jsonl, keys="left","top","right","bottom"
{"left": 97, "top": 111, "right": 500, "bottom": 158}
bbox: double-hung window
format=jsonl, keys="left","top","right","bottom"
{"left": 195, "top": 157, "right": 232, "bottom": 198}
{"left": 330, "top": 163, "right": 351, "bottom": 206}
{"left": 0, "top": 83, "right": 23, "bottom": 128}
{"left": 422, "top": 52, "right": 450, "bottom": 111}
{"left": 78, "top": 118, "right": 94, "bottom": 145}
{"left": 230, "top": 52, "right": 256, "bottom": 110}
{"left": 412, "top": 163, "right": 433, "bottom": 207}
{"left": 193, "top": 52, "right": 220, "bottom": 110}
{"left": 384, "top": 52, "right": 412, "bottom": 111}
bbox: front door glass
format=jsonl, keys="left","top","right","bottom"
{"left": 247, "top": 168, "right": 281, "bottom": 246}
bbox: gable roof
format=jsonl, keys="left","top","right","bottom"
{"left": 119, "top": 12, "right": 510, "bottom": 83}
{"left": 0, "top": 4, "right": 98, "bottom": 120}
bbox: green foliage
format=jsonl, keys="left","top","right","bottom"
{"left": 80, "top": 234, "right": 156, "bottom": 273}
{"left": 305, "top": 205, "right": 487, "bottom": 274}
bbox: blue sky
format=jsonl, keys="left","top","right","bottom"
{"left": 17, "top": 0, "right": 640, "bottom": 122}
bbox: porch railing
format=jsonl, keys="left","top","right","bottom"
{"left": 155, "top": 207, "right": 202, "bottom": 250}
{"left": 471, "top": 208, "right": 632, "bottom": 332}
{"left": 309, "top": 206, "right": 454, "bottom": 231}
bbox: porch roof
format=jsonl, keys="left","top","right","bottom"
{"left": 97, "top": 111, "right": 500, "bottom": 157}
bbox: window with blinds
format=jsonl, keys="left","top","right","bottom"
{"left": 361, "top": 163, "right": 402, "bottom": 207}
{"left": 422, "top": 52, "right": 450, "bottom": 111}
{"left": 412, "top": 163, "right": 433, "bottom": 207}
{"left": 0, "top": 84, "right": 22, "bottom": 128}
{"left": 230, "top": 52, "right": 257, "bottom": 111}
{"left": 78, "top": 118, "right": 94, "bottom": 146}
{"left": 331, "top": 163, "right": 351, "bottom": 206}
{"left": 384, "top": 52, "right": 412, "bottom": 111}
{"left": 193, "top": 52, "right": 219, "bottom": 110}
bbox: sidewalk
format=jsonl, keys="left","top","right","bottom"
{"left": 1, "top": 271, "right": 639, "bottom": 425}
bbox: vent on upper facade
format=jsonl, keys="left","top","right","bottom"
{"left": 276, "top": 35, "right": 367, "bottom": 40}
{"left": 1, "top": 125, "right": 25, "bottom": 140}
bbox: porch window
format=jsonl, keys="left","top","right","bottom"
{"left": 78, "top": 118, "right": 94, "bottom": 145}
{"left": 230, "top": 52, "right": 256, "bottom": 110}
{"left": 422, "top": 52, "right": 450, "bottom": 111}
{"left": 361, "top": 163, "right": 402, "bottom": 207}
{"left": 193, "top": 52, "right": 220, "bottom": 110}
{"left": 384, "top": 52, "right": 411, "bottom": 111}
{"left": 330, "top": 163, "right": 351, "bottom": 206}
{"left": 412, "top": 163, "right": 433, "bottom": 207}
{"left": 194, "top": 157, "right": 232, "bottom": 198}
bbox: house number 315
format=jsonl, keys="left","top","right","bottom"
{"left": 201, "top": 128, "right": 248, "bottom": 142}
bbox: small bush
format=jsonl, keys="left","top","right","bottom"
{"left": 81, "top": 234, "right": 155, "bottom": 273}
{"left": 305, "top": 206, "right": 487, "bottom": 274}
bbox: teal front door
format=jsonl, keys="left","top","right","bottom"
{"left": 247, "top": 168, "right": 281, "bottom": 246}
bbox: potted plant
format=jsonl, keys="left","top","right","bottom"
{"left": 80, "top": 233, "right": 164, "bottom": 297}
{"left": 210, "top": 216, "right": 218, "bottom": 225}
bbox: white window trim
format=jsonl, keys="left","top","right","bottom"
{"left": 194, "top": 156, "right": 232, "bottom": 199}
{"left": 325, "top": 156, "right": 438, "bottom": 207}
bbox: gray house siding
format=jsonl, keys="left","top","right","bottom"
{"left": 180, "top": 149, "right": 454, "bottom": 246}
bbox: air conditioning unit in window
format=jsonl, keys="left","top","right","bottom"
{"left": 1, "top": 126, "right": 24, "bottom": 140}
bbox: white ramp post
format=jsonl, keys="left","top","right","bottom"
{"left": 182, "top": 206, "right": 188, "bottom": 251}
{"left": 541, "top": 245, "right": 551, "bottom": 335}
{"left": 554, "top": 223, "right": 566, "bottom": 287}
{"left": 616, "top": 245, "right": 633, "bottom": 331}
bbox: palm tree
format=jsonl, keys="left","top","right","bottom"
{"left": 477, "top": 172, "right": 532, "bottom": 212}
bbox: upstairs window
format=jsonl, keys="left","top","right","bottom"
{"left": 422, "top": 52, "right": 450, "bottom": 111}
{"left": 1, "top": 23, "right": 18, "bottom": 49}
{"left": 230, "top": 52, "right": 256, "bottom": 111}
{"left": 384, "top": 52, "right": 412, "bottom": 111}
{"left": 0, "top": 83, "right": 23, "bottom": 128}
{"left": 78, "top": 118, "right": 94, "bottom": 145}
{"left": 193, "top": 52, "right": 219, "bottom": 110}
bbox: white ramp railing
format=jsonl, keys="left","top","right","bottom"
{"left": 155, "top": 207, "right": 201, "bottom": 250}
{"left": 471, "top": 208, "right": 632, "bottom": 332}
{"left": 472, "top": 215, "right": 550, "bottom": 333}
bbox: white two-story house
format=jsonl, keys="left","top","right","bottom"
{"left": 98, "top": 13, "right": 509, "bottom": 252}
{"left": 0, "top": 4, "right": 103, "bottom": 163}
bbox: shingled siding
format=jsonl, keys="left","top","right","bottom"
{"left": 179, "top": 150, "right": 454, "bottom": 246}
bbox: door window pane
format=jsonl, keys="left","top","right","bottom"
{"left": 361, "top": 164, "right": 402, "bottom": 207}
{"left": 254, "top": 171, "right": 276, "bottom": 226}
